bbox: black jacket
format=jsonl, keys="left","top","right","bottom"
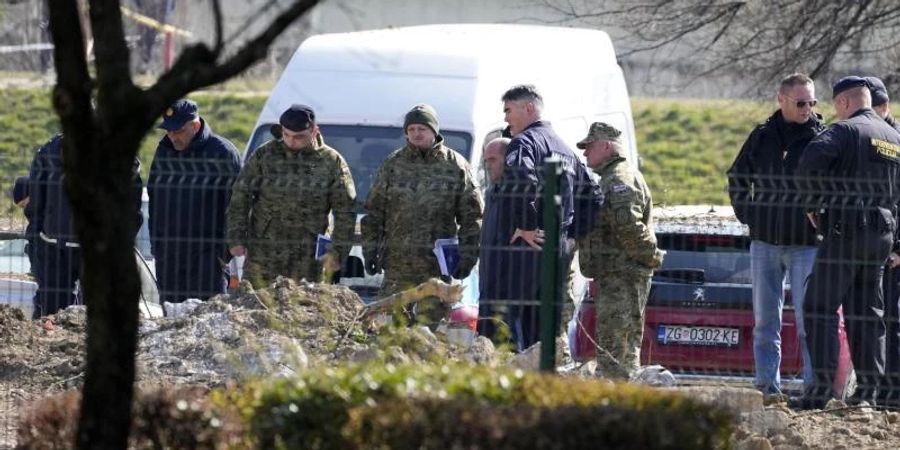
{"left": 887, "top": 115, "right": 900, "bottom": 134}
{"left": 728, "top": 110, "right": 826, "bottom": 246}
{"left": 797, "top": 108, "right": 900, "bottom": 235}
{"left": 29, "top": 134, "right": 143, "bottom": 244}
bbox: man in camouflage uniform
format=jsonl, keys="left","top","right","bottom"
{"left": 226, "top": 105, "right": 356, "bottom": 286}
{"left": 576, "top": 122, "right": 664, "bottom": 380}
{"left": 362, "top": 104, "right": 483, "bottom": 325}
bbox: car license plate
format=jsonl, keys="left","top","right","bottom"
{"left": 657, "top": 325, "right": 740, "bottom": 347}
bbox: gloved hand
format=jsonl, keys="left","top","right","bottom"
{"left": 364, "top": 251, "right": 381, "bottom": 276}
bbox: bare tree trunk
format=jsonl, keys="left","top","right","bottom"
{"left": 45, "top": 0, "right": 323, "bottom": 448}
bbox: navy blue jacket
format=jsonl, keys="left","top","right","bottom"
{"left": 480, "top": 120, "right": 590, "bottom": 302}
{"left": 29, "top": 134, "right": 143, "bottom": 244}
{"left": 147, "top": 119, "right": 241, "bottom": 262}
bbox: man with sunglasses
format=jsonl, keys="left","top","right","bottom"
{"left": 226, "top": 104, "right": 356, "bottom": 287}
{"left": 794, "top": 76, "right": 900, "bottom": 408}
{"left": 727, "top": 73, "right": 826, "bottom": 403}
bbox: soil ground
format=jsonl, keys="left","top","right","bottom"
{"left": 1, "top": 280, "right": 899, "bottom": 449}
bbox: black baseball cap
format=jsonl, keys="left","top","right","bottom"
{"left": 832, "top": 76, "right": 869, "bottom": 98}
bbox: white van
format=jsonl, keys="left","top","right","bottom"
{"left": 246, "top": 24, "right": 638, "bottom": 303}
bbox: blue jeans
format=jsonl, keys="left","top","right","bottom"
{"left": 750, "top": 240, "right": 816, "bottom": 394}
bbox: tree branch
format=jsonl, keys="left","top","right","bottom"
{"left": 144, "top": 0, "right": 321, "bottom": 130}
{"left": 809, "top": 0, "right": 873, "bottom": 78}
{"left": 211, "top": 0, "right": 224, "bottom": 55}
{"left": 46, "top": 0, "right": 95, "bottom": 173}
{"left": 89, "top": 0, "right": 138, "bottom": 110}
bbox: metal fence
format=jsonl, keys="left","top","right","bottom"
{"left": 4, "top": 143, "right": 900, "bottom": 444}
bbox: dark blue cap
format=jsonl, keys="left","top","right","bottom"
{"left": 12, "top": 175, "right": 29, "bottom": 204}
{"left": 832, "top": 76, "right": 869, "bottom": 98}
{"left": 865, "top": 76, "right": 890, "bottom": 106}
{"left": 279, "top": 104, "right": 316, "bottom": 132}
{"left": 158, "top": 99, "right": 199, "bottom": 131}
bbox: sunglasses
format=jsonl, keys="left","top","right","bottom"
{"left": 784, "top": 94, "right": 817, "bottom": 108}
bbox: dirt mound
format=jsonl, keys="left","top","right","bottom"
{"left": 0, "top": 304, "right": 86, "bottom": 392}
{"left": 1, "top": 277, "right": 501, "bottom": 393}
{"left": 5, "top": 280, "right": 900, "bottom": 448}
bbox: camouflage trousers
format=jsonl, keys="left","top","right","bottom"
{"left": 243, "top": 238, "right": 323, "bottom": 288}
{"left": 380, "top": 272, "right": 450, "bottom": 327}
{"left": 595, "top": 269, "right": 652, "bottom": 380}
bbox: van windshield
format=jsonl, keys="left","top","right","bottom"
{"left": 247, "top": 124, "right": 473, "bottom": 209}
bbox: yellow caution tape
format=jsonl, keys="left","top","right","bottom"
{"left": 120, "top": 6, "right": 193, "bottom": 38}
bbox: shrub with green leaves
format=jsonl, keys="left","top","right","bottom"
{"left": 219, "top": 361, "right": 734, "bottom": 450}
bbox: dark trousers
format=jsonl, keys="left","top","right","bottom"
{"left": 33, "top": 241, "right": 81, "bottom": 319}
{"left": 509, "top": 239, "right": 573, "bottom": 352}
{"left": 155, "top": 249, "right": 227, "bottom": 304}
{"left": 880, "top": 265, "right": 900, "bottom": 404}
{"left": 804, "top": 228, "right": 891, "bottom": 403}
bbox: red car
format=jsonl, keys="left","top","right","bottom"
{"left": 573, "top": 206, "right": 853, "bottom": 394}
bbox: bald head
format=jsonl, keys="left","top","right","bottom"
{"left": 483, "top": 137, "right": 509, "bottom": 184}
{"left": 834, "top": 86, "right": 872, "bottom": 120}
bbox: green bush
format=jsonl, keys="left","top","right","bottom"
{"left": 345, "top": 398, "right": 729, "bottom": 450}
{"left": 219, "top": 362, "right": 734, "bottom": 450}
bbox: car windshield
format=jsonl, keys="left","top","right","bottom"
{"left": 247, "top": 124, "right": 473, "bottom": 209}
{"left": 656, "top": 233, "right": 751, "bottom": 284}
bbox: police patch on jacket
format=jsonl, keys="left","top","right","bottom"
{"left": 505, "top": 151, "right": 518, "bottom": 167}
{"left": 872, "top": 138, "right": 900, "bottom": 163}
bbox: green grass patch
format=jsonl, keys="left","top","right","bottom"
{"left": 1, "top": 88, "right": 859, "bottom": 208}
{"left": 0, "top": 89, "right": 265, "bottom": 181}
{"left": 632, "top": 98, "right": 773, "bottom": 206}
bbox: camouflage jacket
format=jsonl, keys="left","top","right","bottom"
{"left": 361, "top": 137, "right": 483, "bottom": 278}
{"left": 225, "top": 135, "right": 357, "bottom": 261}
{"left": 578, "top": 155, "right": 663, "bottom": 276}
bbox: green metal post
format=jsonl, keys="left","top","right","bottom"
{"left": 539, "top": 159, "right": 562, "bottom": 372}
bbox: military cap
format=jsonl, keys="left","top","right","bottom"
{"left": 576, "top": 122, "right": 622, "bottom": 149}
{"left": 279, "top": 104, "right": 316, "bottom": 132}
{"left": 832, "top": 76, "right": 869, "bottom": 98}
{"left": 866, "top": 76, "right": 890, "bottom": 107}
{"left": 404, "top": 104, "right": 440, "bottom": 135}
{"left": 11, "top": 175, "right": 28, "bottom": 204}
{"left": 158, "top": 99, "right": 199, "bottom": 131}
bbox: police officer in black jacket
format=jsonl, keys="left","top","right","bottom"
{"left": 28, "top": 134, "right": 144, "bottom": 318}
{"left": 868, "top": 76, "right": 900, "bottom": 405}
{"left": 793, "top": 76, "right": 900, "bottom": 408}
